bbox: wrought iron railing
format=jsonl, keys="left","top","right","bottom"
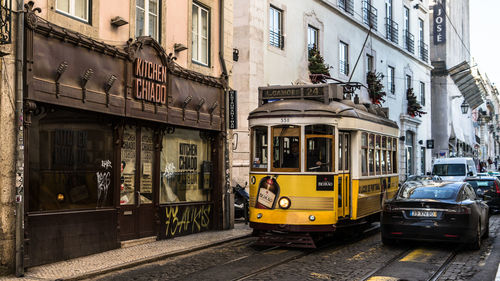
{"left": 385, "top": 18, "right": 398, "bottom": 44}
{"left": 403, "top": 30, "right": 414, "bottom": 54}
{"left": 338, "top": 0, "right": 354, "bottom": 15}
{"left": 419, "top": 40, "right": 428, "bottom": 62}
{"left": 0, "top": 0, "right": 11, "bottom": 45}
{"left": 362, "top": 0, "right": 378, "bottom": 31}
{"left": 340, "top": 60, "right": 349, "bottom": 76}
{"left": 269, "top": 30, "right": 284, "bottom": 49}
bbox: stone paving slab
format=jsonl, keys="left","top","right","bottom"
{"left": 1, "top": 223, "right": 252, "bottom": 281}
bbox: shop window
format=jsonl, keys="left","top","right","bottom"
{"left": 136, "top": 0, "right": 160, "bottom": 40}
{"left": 361, "top": 132, "right": 368, "bottom": 176}
{"left": 305, "top": 125, "right": 334, "bottom": 172}
{"left": 120, "top": 126, "right": 137, "bottom": 205}
{"left": 192, "top": 2, "right": 210, "bottom": 65}
{"left": 251, "top": 126, "right": 268, "bottom": 171}
{"left": 56, "top": 0, "right": 90, "bottom": 23}
{"left": 29, "top": 108, "right": 113, "bottom": 212}
{"left": 140, "top": 128, "right": 154, "bottom": 203}
{"left": 160, "top": 128, "right": 212, "bottom": 203}
{"left": 271, "top": 125, "right": 300, "bottom": 171}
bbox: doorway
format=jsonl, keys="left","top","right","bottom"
{"left": 338, "top": 131, "right": 351, "bottom": 218}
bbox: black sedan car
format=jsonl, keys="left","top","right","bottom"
{"left": 464, "top": 176, "right": 500, "bottom": 214}
{"left": 381, "top": 181, "right": 489, "bottom": 249}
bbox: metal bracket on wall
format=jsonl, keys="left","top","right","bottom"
{"left": 104, "top": 74, "right": 117, "bottom": 107}
{"left": 182, "top": 96, "right": 192, "bottom": 121}
{"left": 196, "top": 98, "right": 205, "bottom": 123}
{"left": 55, "top": 61, "right": 68, "bottom": 98}
{"left": 81, "top": 68, "right": 93, "bottom": 103}
{"left": 209, "top": 101, "right": 218, "bottom": 125}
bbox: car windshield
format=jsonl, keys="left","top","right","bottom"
{"left": 432, "top": 164, "right": 465, "bottom": 176}
{"left": 398, "top": 186, "right": 458, "bottom": 200}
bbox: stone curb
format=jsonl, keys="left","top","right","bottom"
{"left": 50, "top": 233, "right": 252, "bottom": 281}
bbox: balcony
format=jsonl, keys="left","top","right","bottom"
{"left": 403, "top": 30, "right": 414, "bottom": 54}
{"left": 385, "top": 18, "right": 398, "bottom": 44}
{"left": 269, "top": 30, "right": 284, "bottom": 49}
{"left": 362, "top": 0, "right": 378, "bottom": 31}
{"left": 338, "top": 0, "right": 354, "bottom": 15}
{"left": 419, "top": 41, "right": 428, "bottom": 62}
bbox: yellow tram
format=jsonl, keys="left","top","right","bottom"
{"left": 248, "top": 84, "right": 399, "bottom": 247}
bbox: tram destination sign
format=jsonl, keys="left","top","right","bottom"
{"left": 259, "top": 84, "right": 328, "bottom": 104}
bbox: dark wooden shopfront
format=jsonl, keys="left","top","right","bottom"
{"left": 23, "top": 9, "right": 226, "bottom": 267}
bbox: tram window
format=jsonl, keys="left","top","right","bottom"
{"left": 305, "top": 125, "right": 334, "bottom": 172}
{"left": 251, "top": 126, "right": 268, "bottom": 170}
{"left": 381, "top": 136, "right": 387, "bottom": 174}
{"left": 344, "top": 134, "right": 349, "bottom": 170}
{"left": 338, "top": 136, "right": 343, "bottom": 170}
{"left": 369, "top": 134, "right": 375, "bottom": 175}
{"left": 272, "top": 125, "right": 301, "bottom": 171}
{"left": 392, "top": 138, "right": 398, "bottom": 173}
{"left": 387, "top": 150, "right": 391, "bottom": 174}
{"left": 361, "top": 133, "right": 368, "bottom": 176}
{"left": 376, "top": 135, "right": 381, "bottom": 174}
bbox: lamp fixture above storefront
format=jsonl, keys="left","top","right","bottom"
{"left": 461, "top": 100, "right": 469, "bottom": 114}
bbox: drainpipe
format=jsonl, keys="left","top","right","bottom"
{"left": 218, "top": 0, "right": 231, "bottom": 230}
{"left": 15, "top": 0, "right": 25, "bottom": 276}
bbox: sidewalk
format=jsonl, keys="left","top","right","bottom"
{"left": 1, "top": 223, "right": 252, "bottom": 281}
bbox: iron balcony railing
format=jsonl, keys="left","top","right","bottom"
{"left": 419, "top": 41, "right": 428, "bottom": 62}
{"left": 269, "top": 30, "right": 284, "bottom": 49}
{"left": 338, "top": 0, "right": 354, "bottom": 15}
{"left": 362, "top": 0, "right": 378, "bottom": 31}
{"left": 340, "top": 60, "right": 349, "bottom": 76}
{"left": 403, "top": 30, "right": 414, "bottom": 54}
{"left": 385, "top": 17, "right": 398, "bottom": 44}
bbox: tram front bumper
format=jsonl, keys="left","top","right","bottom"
{"left": 249, "top": 207, "right": 336, "bottom": 227}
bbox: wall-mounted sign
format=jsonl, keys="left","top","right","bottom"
{"left": 228, "top": 90, "right": 237, "bottom": 129}
{"left": 133, "top": 58, "right": 167, "bottom": 104}
{"left": 426, "top": 139, "right": 434, "bottom": 149}
{"left": 433, "top": 2, "right": 446, "bottom": 44}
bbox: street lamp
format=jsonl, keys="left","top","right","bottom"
{"left": 460, "top": 100, "right": 469, "bottom": 114}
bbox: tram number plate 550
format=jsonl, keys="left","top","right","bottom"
{"left": 280, "top": 118, "right": 290, "bottom": 123}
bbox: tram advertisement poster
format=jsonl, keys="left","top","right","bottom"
{"left": 159, "top": 203, "right": 213, "bottom": 239}
{"left": 255, "top": 176, "right": 279, "bottom": 209}
{"left": 316, "top": 175, "right": 334, "bottom": 191}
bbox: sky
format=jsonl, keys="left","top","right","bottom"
{"left": 470, "top": 0, "right": 500, "bottom": 86}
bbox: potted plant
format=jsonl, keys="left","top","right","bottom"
{"left": 366, "top": 71, "right": 386, "bottom": 105}
{"left": 407, "top": 88, "right": 426, "bottom": 117}
{"left": 308, "top": 48, "right": 331, "bottom": 84}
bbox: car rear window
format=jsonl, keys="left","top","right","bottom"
{"left": 432, "top": 164, "right": 466, "bottom": 176}
{"left": 398, "top": 186, "right": 458, "bottom": 200}
{"left": 465, "top": 180, "right": 494, "bottom": 190}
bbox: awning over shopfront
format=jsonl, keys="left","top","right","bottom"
{"left": 448, "top": 61, "right": 486, "bottom": 109}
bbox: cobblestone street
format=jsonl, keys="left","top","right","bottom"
{"left": 89, "top": 215, "right": 500, "bottom": 281}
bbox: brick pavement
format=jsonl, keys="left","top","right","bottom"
{"left": 0, "top": 223, "right": 251, "bottom": 281}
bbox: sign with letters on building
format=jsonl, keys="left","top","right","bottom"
{"left": 433, "top": 2, "right": 446, "bottom": 44}
{"left": 229, "top": 90, "right": 238, "bottom": 129}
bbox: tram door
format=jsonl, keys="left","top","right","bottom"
{"left": 338, "top": 132, "right": 350, "bottom": 218}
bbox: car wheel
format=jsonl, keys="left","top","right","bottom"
{"left": 483, "top": 218, "right": 489, "bottom": 238}
{"left": 469, "top": 222, "right": 481, "bottom": 250}
{"left": 382, "top": 235, "right": 396, "bottom": 246}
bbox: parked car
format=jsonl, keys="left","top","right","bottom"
{"left": 464, "top": 176, "right": 500, "bottom": 214}
{"left": 431, "top": 157, "right": 477, "bottom": 182}
{"left": 381, "top": 181, "right": 489, "bottom": 249}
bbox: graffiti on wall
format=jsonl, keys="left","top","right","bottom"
{"left": 159, "top": 204, "right": 212, "bottom": 238}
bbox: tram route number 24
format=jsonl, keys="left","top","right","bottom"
{"left": 280, "top": 118, "right": 290, "bottom": 123}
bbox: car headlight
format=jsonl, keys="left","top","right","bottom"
{"left": 278, "top": 197, "right": 291, "bottom": 209}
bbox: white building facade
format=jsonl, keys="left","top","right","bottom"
{"left": 232, "top": 0, "right": 433, "bottom": 184}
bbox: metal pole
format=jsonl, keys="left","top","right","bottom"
{"left": 15, "top": 0, "right": 25, "bottom": 276}
{"left": 348, "top": 28, "right": 372, "bottom": 83}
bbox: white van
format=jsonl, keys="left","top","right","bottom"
{"left": 431, "top": 157, "right": 477, "bottom": 182}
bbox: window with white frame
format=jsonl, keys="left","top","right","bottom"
{"left": 339, "top": 41, "right": 349, "bottom": 76}
{"left": 56, "top": 0, "right": 90, "bottom": 22}
{"left": 405, "top": 74, "right": 412, "bottom": 91}
{"left": 387, "top": 66, "right": 395, "bottom": 94}
{"left": 192, "top": 2, "right": 210, "bottom": 65}
{"left": 307, "top": 25, "right": 318, "bottom": 51}
{"left": 136, "top": 0, "right": 159, "bottom": 40}
{"left": 269, "top": 6, "right": 283, "bottom": 49}
{"left": 420, "top": 81, "right": 425, "bottom": 106}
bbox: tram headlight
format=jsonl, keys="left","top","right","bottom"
{"left": 257, "top": 213, "right": 263, "bottom": 219}
{"left": 309, "top": 215, "right": 316, "bottom": 221}
{"left": 278, "top": 197, "right": 291, "bottom": 209}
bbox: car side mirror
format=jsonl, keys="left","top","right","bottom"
{"left": 475, "top": 189, "right": 485, "bottom": 197}
{"left": 468, "top": 171, "right": 474, "bottom": 176}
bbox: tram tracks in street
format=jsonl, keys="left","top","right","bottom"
{"left": 360, "top": 245, "right": 459, "bottom": 281}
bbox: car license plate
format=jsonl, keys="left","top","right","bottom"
{"left": 410, "top": 210, "right": 437, "bottom": 217}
